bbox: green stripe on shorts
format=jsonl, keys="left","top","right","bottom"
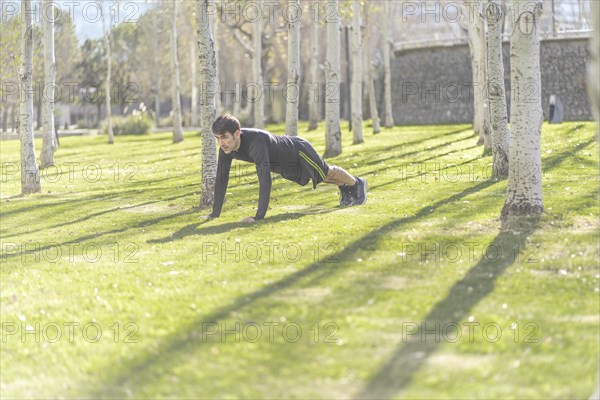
{"left": 299, "top": 151, "right": 326, "bottom": 179}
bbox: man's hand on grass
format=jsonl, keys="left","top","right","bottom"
{"left": 240, "top": 216, "right": 256, "bottom": 224}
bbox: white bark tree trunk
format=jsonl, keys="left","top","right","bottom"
{"left": 502, "top": 1, "right": 544, "bottom": 220}
{"left": 382, "top": 1, "right": 394, "bottom": 128}
{"left": 324, "top": 0, "right": 341, "bottom": 157}
{"left": 101, "top": 4, "right": 114, "bottom": 144}
{"left": 588, "top": 0, "right": 599, "bottom": 139}
{"left": 233, "top": 49, "right": 242, "bottom": 117}
{"left": 197, "top": 0, "right": 218, "bottom": 209}
{"left": 478, "top": 10, "right": 492, "bottom": 150}
{"left": 466, "top": 6, "right": 482, "bottom": 139}
{"left": 191, "top": 38, "right": 199, "bottom": 127}
{"left": 210, "top": 0, "right": 221, "bottom": 115}
{"left": 41, "top": 0, "right": 57, "bottom": 168}
{"left": 308, "top": 3, "right": 320, "bottom": 131}
{"left": 253, "top": 0, "right": 264, "bottom": 128}
{"left": 19, "top": 0, "right": 41, "bottom": 193}
{"left": 171, "top": 0, "right": 184, "bottom": 143}
{"left": 351, "top": 0, "right": 363, "bottom": 143}
{"left": 285, "top": 0, "right": 300, "bottom": 136}
{"left": 466, "top": 0, "right": 490, "bottom": 147}
{"left": 152, "top": 9, "right": 161, "bottom": 128}
{"left": 486, "top": 0, "right": 509, "bottom": 178}
{"left": 364, "top": 5, "right": 380, "bottom": 134}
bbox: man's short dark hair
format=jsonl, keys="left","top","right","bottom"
{"left": 212, "top": 114, "right": 240, "bottom": 135}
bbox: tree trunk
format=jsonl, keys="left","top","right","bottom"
{"left": 96, "top": 102, "right": 102, "bottom": 126}
{"left": 1, "top": 105, "right": 8, "bottom": 132}
{"left": 233, "top": 49, "right": 241, "bottom": 117}
{"left": 501, "top": 1, "right": 544, "bottom": 221}
{"left": 197, "top": 0, "right": 218, "bottom": 209}
{"left": 308, "top": 3, "right": 320, "bottom": 131}
{"left": 41, "top": 0, "right": 57, "bottom": 168}
{"left": 285, "top": 0, "right": 300, "bottom": 136}
{"left": 382, "top": 1, "right": 394, "bottom": 128}
{"left": 36, "top": 96, "right": 42, "bottom": 130}
{"left": 364, "top": 6, "right": 380, "bottom": 134}
{"left": 550, "top": 0, "right": 556, "bottom": 36}
{"left": 467, "top": 1, "right": 483, "bottom": 140}
{"left": 486, "top": 0, "right": 509, "bottom": 178}
{"left": 12, "top": 104, "right": 17, "bottom": 133}
{"left": 19, "top": 0, "right": 41, "bottom": 194}
{"left": 478, "top": 9, "right": 492, "bottom": 150}
{"left": 101, "top": 4, "right": 114, "bottom": 144}
{"left": 466, "top": 1, "right": 492, "bottom": 148}
{"left": 171, "top": 0, "right": 184, "bottom": 143}
{"left": 578, "top": 0, "right": 586, "bottom": 30}
{"left": 253, "top": 0, "right": 264, "bottom": 128}
{"left": 191, "top": 38, "right": 199, "bottom": 127}
{"left": 210, "top": 0, "right": 221, "bottom": 115}
{"left": 343, "top": 26, "right": 351, "bottom": 128}
{"left": 152, "top": 9, "right": 161, "bottom": 128}
{"left": 351, "top": 0, "right": 364, "bottom": 143}
{"left": 588, "top": 0, "right": 599, "bottom": 139}
{"left": 324, "top": 0, "right": 341, "bottom": 158}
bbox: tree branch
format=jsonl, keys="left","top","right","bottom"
{"left": 232, "top": 28, "right": 254, "bottom": 57}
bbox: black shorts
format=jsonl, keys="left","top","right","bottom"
{"left": 281, "top": 137, "right": 330, "bottom": 188}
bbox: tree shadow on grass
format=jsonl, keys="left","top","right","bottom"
{"left": 368, "top": 155, "right": 488, "bottom": 192}
{"left": 85, "top": 179, "right": 499, "bottom": 398}
{"left": 362, "top": 130, "right": 474, "bottom": 168}
{"left": 147, "top": 209, "right": 338, "bottom": 244}
{"left": 362, "top": 144, "right": 482, "bottom": 181}
{"left": 353, "top": 217, "right": 539, "bottom": 399}
{"left": 0, "top": 182, "right": 198, "bottom": 219}
{"left": 2, "top": 192, "right": 194, "bottom": 240}
{"left": 542, "top": 137, "right": 596, "bottom": 171}
{"left": 1, "top": 209, "right": 196, "bottom": 263}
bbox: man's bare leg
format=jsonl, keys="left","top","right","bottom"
{"left": 323, "top": 166, "right": 357, "bottom": 186}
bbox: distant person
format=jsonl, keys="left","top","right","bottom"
{"left": 202, "top": 114, "right": 367, "bottom": 223}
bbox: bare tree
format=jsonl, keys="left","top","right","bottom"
{"left": 466, "top": 0, "right": 491, "bottom": 149}
{"left": 382, "top": 1, "right": 394, "bottom": 128}
{"left": 171, "top": 0, "right": 184, "bottom": 143}
{"left": 191, "top": 35, "right": 199, "bottom": 127}
{"left": 285, "top": 0, "right": 301, "bottom": 136}
{"left": 351, "top": 0, "right": 363, "bottom": 144}
{"left": 100, "top": 3, "right": 114, "bottom": 144}
{"left": 210, "top": 0, "right": 221, "bottom": 115}
{"left": 19, "top": 0, "right": 41, "bottom": 193}
{"left": 486, "top": 0, "right": 509, "bottom": 178}
{"left": 324, "top": 0, "right": 341, "bottom": 157}
{"left": 308, "top": 1, "right": 320, "bottom": 131}
{"left": 197, "top": 0, "right": 218, "bottom": 209}
{"left": 253, "top": 0, "right": 264, "bottom": 128}
{"left": 233, "top": 49, "right": 242, "bottom": 117}
{"left": 478, "top": 8, "right": 491, "bottom": 150}
{"left": 151, "top": 5, "right": 161, "bottom": 128}
{"left": 588, "top": 0, "right": 599, "bottom": 139}
{"left": 363, "top": 4, "right": 380, "bottom": 134}
{"left": 502, "top": 1, "right": 544, "bottom": 221}
{"left": 578, "top": 0, "right": 589, "bottom": 30}
{"left": 40, "top": 0, "right": 57, "bottom": 168}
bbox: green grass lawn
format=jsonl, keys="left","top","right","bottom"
{"left": 0, "top": 121, "right": 598, "bottom": 399}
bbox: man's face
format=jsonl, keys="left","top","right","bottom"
{"left": 215, "top": 130, "right": 240, "bottom": 154}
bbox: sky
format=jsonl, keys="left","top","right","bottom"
{"left": 1, "top": 0, "right": 153, "bottom": 43}
{"left": 1, "top": 0, "right": 589, "bottom": 44}
{"left": 59, "top": 0, "right": 153, "bottom": 42}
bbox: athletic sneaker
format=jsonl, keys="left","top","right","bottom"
{"left": 351, "top": 177, "right": 367, "bottom": 205}
{"left": 339, "top": 185, "right": 353, "bottom": 206}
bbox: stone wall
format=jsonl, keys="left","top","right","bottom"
{"left": 391, "top": 37, "right": 593, "bottom": 125}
